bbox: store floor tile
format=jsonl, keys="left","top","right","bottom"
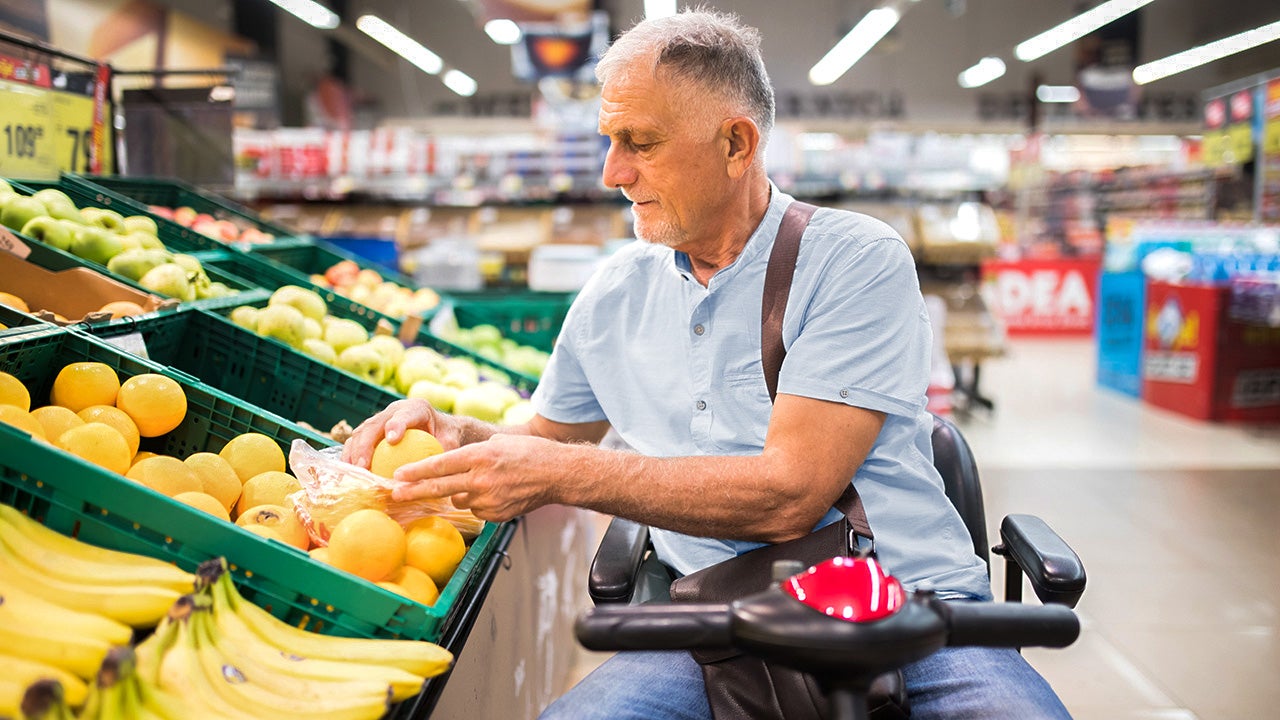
{"left": 560, "top": 337, "right": 1280, "bottom": 720}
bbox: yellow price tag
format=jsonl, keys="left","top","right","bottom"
{"left": 1227, "top": 123, "right": 1254, "bottom": 164}
{"left": 1265, "top": 118, "right": 1280, "bottom": 157}
{"left": 51, "top": 91, "right": 112, "bottom": 175}
{"left": 1202, "top": 130, "right": 1228, "bottom": 167}
{"left": 0, "top": 78, "right": 56, "bottom": 179}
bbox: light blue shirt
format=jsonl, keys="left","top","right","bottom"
{"left": 532, "top": 185, "right": 992, "bottom": 600}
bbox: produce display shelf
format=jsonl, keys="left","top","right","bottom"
{"left": 444, "top": 289, "right": 575, "bottom": 353}
{"left": 67, "top": 173, "right": 305, "bottom": 243}
{"left": 2, "top": 211, "right": 270, "bottom": 315}
{"left": 251, "top": 235, "right": 418, "bottom": 289}
{"left": 87, "top": 307, "right": 401, "bottom": 436}
{"left": 0, "top": 326, "right": 501, "bottom": 643}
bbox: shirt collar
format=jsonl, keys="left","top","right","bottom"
{"left": 668, "top": 181, "right": 794, "bottom": 283}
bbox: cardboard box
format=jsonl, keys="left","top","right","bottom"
{"left": 0, "top": 230, "right": 174, "bottom": 325}
{"left": 1142, "top": 281, "right": 1280, "bottom": 422}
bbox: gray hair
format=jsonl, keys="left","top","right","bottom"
{"left": 595, "top": 8, "right": 775, "bottom": 142}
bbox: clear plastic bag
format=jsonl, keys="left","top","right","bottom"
{"left": 287, "top": 440, "right": 484, "bottom": 547}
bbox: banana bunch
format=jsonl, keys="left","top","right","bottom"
{"left": 0, "top": 505, "right": 195, "bottom": 629}
{"left": 4, "top": 679, "right": 74, "bottom": 720}
{"left": 128, "top": 560, "right": 453, "bottom": 720}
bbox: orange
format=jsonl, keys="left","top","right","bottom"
{"left": 326, "top": 509, "right": 406, "bottom": 582}
{"left": 389, "top": 565, "right": 439, "bottom": 606}
{"left": 0, "top": 291, "right": 28, "bottom": 312}
{"left": 30, "top": 405, "right": 84, "bottom": 442}
{"left": 236, "top": 471, "right": 301, "bottom": 517}
{"left": 236, "top": 505, "right": 309, "bottom": 550}
{"left": 0, "top": 405, "right": 46, "bottom": 441}
{"left": 369, "top": 429, "right": 444, "bottom": 479}
{"left": 183, "top": 453, "right": 243, "bottom": 515}
{"left": 131, "top": 450, "right": 159, "bottom": 468}
{"left": 172, "top": 491, "right": 231, "bottom": 522}
{"left": 126, "top": 456, "right": 202, "bottom": 497}
{"left": 0, "top": 371, "right": 30, "bottom": 411}
{"left": 115, "top": 374, "right": 186, "bottom": 437}
{"left": 404, "top": 516, "right": 467, "bottom": 587}
{"left": 55, "top": 422, "right": 130, "bottom": 474}
{"left": 309, "top": 546, "right": 333, "bottom": 564}
{"left": 77, "top": 405, "right": 141, "bottom": 457}
{"left": 50, "top": 362, "right": 120, "bottom": 412}
{"left": 218, "top": 433, "right": 286, "bottom": 484}
{"left": 98, "top": 301, "right": 146, "bottom": 319}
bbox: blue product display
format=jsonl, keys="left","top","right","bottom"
{"left": 1095, "top": 270, "right": 1146, "bottom": 398}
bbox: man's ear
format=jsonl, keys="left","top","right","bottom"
{"left": 721, "top": 117, "right": 760, "bottom": 178}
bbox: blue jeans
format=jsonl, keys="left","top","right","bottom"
{"left": 540, "top": 647, "right": 1071, "bottom": 720}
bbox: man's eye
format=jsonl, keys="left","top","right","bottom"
{"left": 631, "top": 141, "right": 654, "bottom": 151}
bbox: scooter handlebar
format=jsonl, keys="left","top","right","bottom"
{"left": 575, "top": 603, "right": 733, "bottom": 652}
{"left": 937, "top": 599, "right": 1080, "bottom": 649}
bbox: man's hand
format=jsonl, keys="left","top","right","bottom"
{"left": 341, "top": 398, "right": 465, "bottom": 468}
{"left": 391, "top": 434, "right": 563, "bottom": 522}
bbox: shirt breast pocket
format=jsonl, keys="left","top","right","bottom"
{"left": 713, "top": 362, "right": 772, "bottom": 452}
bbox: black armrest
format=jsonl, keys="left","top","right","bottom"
{"left": 997, "top": 514, "right": 1086, "bottom": 608}
{"left": 589, "top": 517, "right": 651, "bottom": 605}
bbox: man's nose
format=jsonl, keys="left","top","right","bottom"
{"left": 600, "top": 143, "right": 637, "bottom": 189}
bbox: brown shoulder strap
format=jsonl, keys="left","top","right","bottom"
{"left": 761, "top": 200, "right": 874, "bottom": 545}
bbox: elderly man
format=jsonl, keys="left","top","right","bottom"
{"left": 344, "top": 8, "right": 1070, "bottom": 720}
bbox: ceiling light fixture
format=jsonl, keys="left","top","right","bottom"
{"left": 484, "top": 18, "right": 522, "bottom": 45}
{"left": 645, "top": 0, "right": 678, "bottom": 20}
{"left": 1036, "top": 84, "right": 1081, "bottom": 103}
{"left": 1133, "top": 19, "right": 1280, "bottom": 84}
{"left": 357, "top": 14, "right": 444, "bottom": 75}
{"left": 958, "top": 56, "right": 1006, "bottom": 88}
{"left": 443, "top": 69, "right": 478, "bottom": 97}
{"left": 267, "top": 0, "right": 339, "bottom": 30}
{"left": 1015, "top": 0, "right": 1157, "bottom": 62}
{"left": 809, "top": 6, "right": 900, "bottom": 86}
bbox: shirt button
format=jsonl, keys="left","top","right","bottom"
{"left": 839, "top": 389, "right": 849, "bottom": 398}
{"left": 696, "top": 400, "right": 707, "bottom": 411}
{"left": 693, "top": 324, "right": 705, "bottom": 336}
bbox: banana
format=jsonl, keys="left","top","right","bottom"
{"left": 0, "top": 581, "right": 134, "bottom": 647}
{"left": 0, "top": 505, "right": 195, "bottom": 575}
{"left": 0, "top": 676, "right": 25, "bottom": 718}
{"left": 0, "top": 517, "right": 194, "bottom": 593}
{"left": 207, "top": 582, "right": 425, "bottom": 701}
{"left": 209, "top": 568, "right": 452, "bottom": 677}
{"left": 0, "top": 540, "right": 181, "bottom": 628}
{"left": 136, "top": 677, "right": 189, "bottom": 720}
{"left": 153, "top": 600, "right": 264, "bottom": 720}
{"left": 0, "top": 653, "right": 89, "bottom": 707}
{"left": 0, "top": 615, "right": 112, "bottom": 680}
{"left": 188, "top": 601, "right": 391, "bottom": 720}
{"left": 12, "top": 678, "right": 74, "bottom": 720}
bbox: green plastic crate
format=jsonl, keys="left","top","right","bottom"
{"left": 68, "top": 173, "right": 304, "bottom": 242}
{"left": 87, "top": 308, "right": 400, "bottom": 435}
{"left": 446, "top": 290, "right": 574, "bottom": 353}
{"left": 0, "top": 326, "right": 501, "bottom": 642}
{"left": 251, "top": 237, "right": 418, "bottom": 289}
{"left": 0, "top": 303, "right": 49, "bottom": 338}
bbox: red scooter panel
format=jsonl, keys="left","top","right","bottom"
{"left": 782, "top": 556, "right": 905, "bottom": 622}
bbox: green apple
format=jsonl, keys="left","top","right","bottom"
{"left": 1, "top": 196, "right": 48, "bottom": 231}
{"left": 408, "top": 379, "right": 458, "bottom": 412}
{"left": 20, "top": 216, "right": 76, "bottom": 252}
{"left": 31, "top": 188, "right": 82, "bottom": 223}
{"left": 336, "top": 342, "right": 389, "bottom": 385}
{"left": 322, "top": 318, "right": 369, "bottom": 354}
{"left": 366, "top": 335, "right": 406, "bottom": 369}
{"left": 453, "top": 384, "right": 511, "bottom": 423}
{"left": 501, "top": 399, "right": 536, "bottom": 426}
{"left": 139, "top": 262, "right": 194, "bottom": 301}
{"left": 80, "top": 207, "right": 126, "bottom": 233}
{"left": 441, "top": 357, "right": 480, "bottom": 389}
{"left": 69, "top": 226, "right": 125, "bottom": 265}
{"left": 269, "top": 285, "right": 327, "bottom": 321}
{"left": 197, "top": 281, "right": 233, "bottom": 300}
{"left": 229, "top": 305, "right": 259, "bottom": 331}
{"left": 302, "top": 317, "right": 322, "bottom": 341}
{"left": 122, "top": 215, "right": 158, "bottom": 236}
{"left": 131, "top": 232, "right": 165, "bottom": 250}
{"left": 106, "top": 248, "right": 171, "bottom": 282}
{"left": 255, "top": 304, "right": 307, "bottom": 348}
{"left": 301, "top": 338, "right": 337, "bottom": 364}
{"left": 394, "top": 352, "right": 445, "bottom": 394}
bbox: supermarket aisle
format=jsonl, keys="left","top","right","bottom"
{"left": 564, "top": 338, "right": 1280, "bottom": 720}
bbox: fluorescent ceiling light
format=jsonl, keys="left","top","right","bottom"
{"left": 958, "top": 56, "right": 1006, "bottom": 88}
{"left": 443, "top": 69, "right": 478, "bottom": 97}
{"left": 645, "top": 0, "right": 678, "bottom": 20}
{"left": 1015, "top": 0, "right": 1156, "bottom": 62}
{"left": 1133, "top": 19, "right": 1280, "bottom": 84}
{"left": 357, "top": 14, "right": 443, "bottom": 75}
{"left": 1037, "top": 84, "right": 1081, "bottom": 103}
{"left": 809, "top": 7, "right": 900, "bottom": 86}
{"left": 267, "top": 0, "right": 339, "bottom": 30}
{"left": 484, "top": 19, "right": 522, "bottom": 45}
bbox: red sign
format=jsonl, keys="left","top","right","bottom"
{"left": 1205, "top": 97, "right": 1226, "bottom": 128}
{"left": 981, "top": 258, "right": 1100, "bottom": 336}
{"left": 1230, "top": 89, "right": 1254, "bottom": 122}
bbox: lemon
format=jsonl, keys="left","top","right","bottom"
{"left": 126, "top": 456, "right": 203, "bottom": 497}
{"left": 50, "top": 362, "right": 120, "bottom": 412}
{"left": 236, "top": 470, "right": 301, "bottom": 517}
{"left": 236, "top": 504, "right": 310, "bottom": 550}
{"left": 30, "top": 405, "right": 84, "bottom": 442}
{"left": 183, "top": 452, "right": 243, "bottom": 515}
{"left": 389, "top": 565, "right": 439, "bottom": 606}
{"left": 172, "top": 491, "right": 232, "bottom": 521}
{"left": 0, "top": 405, "right": 47, "bottom": 441}
{"left": 219, "top": 433, "right": 286, "bottom": 484}
{"left": 0, "top": 371, "right": 31, "bottom": 411}
{"left": 77, "top": 405, "right": 141, "bottom": 457}
{"left": 115, "top": 374, "right": 186, "bottom": 437}
{"left": 370, "top": 429, "right": 444, "bottom": 479}
{"left": 404, "top": 516, "right": 466, "bottom": 587}
{"left": 55, "top": 423, "right": 130, "bottom": 474}
{"left": 327, "top": 509, "right": 406, "bottom": 582}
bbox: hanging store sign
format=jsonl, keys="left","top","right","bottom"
{"left": 0, "top": 64, "right": 111, "bottom": 179}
